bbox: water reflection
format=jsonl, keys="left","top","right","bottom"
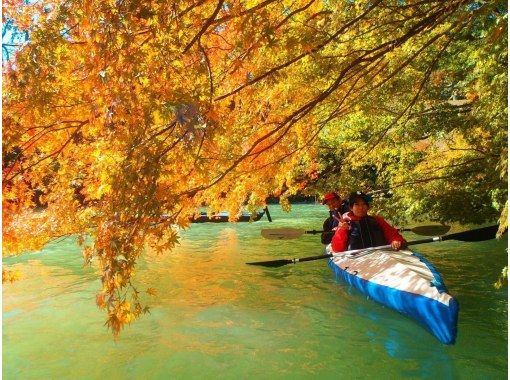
{"left": 2, "top": 205, "right": 508, "bottom": 379}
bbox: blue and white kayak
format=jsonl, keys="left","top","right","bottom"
{"left": 326, "top": 245, "right": 459, "bottom": 344}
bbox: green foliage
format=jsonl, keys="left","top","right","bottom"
{"left": 309, "top": 1, "right": 507, "bottom": 227}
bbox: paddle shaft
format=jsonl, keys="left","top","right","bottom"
{"left": 306, "top": 227, "right": 441, "bottom": 235}
{"left": 249, "top": 245, "right": 393, "bottom": 267}
{"left": 260, "top": 225, "right": 451, "bottom": 240}
{"left": 293, "top": 245, "right": 393, "bottom": 264}
{"left": 264, "top": 207, "right": 273, "bottom": 222}
{"left": 262, "top": 226, "right": 423, "bottom": 240}
{"left": 248, "top": 225, "right": 499, "bottom": 267}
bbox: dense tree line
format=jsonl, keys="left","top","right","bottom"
{"left": 3, "top": 0, "right": 507, "bottom": 334}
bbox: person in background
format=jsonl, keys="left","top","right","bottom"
{"left": 321, "top": 192, "right": 349, "bottom": 245}
{"left": 331, "top": 191, "right": 406, "bottom": 252}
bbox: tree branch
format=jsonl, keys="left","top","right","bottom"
{"left": 182, "top": 0, "right": 225, "bottom": 54}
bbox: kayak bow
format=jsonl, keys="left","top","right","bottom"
{"left": 327, "top": 246, "right": 459, "bottom": 344}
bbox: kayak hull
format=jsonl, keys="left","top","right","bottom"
{"left": 326, "top": 247, "right": 458, "bottom": 344}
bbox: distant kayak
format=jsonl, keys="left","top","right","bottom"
{"left": 326, "top": 246, "right": 459, "bottom": 344}
{"left": 191, "top": 210, "right": 268, "bottom": 223}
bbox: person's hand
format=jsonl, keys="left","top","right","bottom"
{"left": 332, "top": 214, "right": 342, "bottom": 222}
{"left": 391, "top": 240, "right": 402, "bottom": 250}
{"left": 338, "top": 221, "right": 350, "bottom": 230}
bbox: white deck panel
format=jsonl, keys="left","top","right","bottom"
{"left": 328, "top": 248, "right": 452, "bottom": 306}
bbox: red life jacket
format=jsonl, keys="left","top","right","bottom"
{"left": 347, "top": 215, "right": 387, "bottom": 250}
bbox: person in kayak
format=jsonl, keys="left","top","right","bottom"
{"left": 321, "top": 192, "right": 349, "bottom": 245}
{"left": 331, "top": 191, "right": 406, "bottom": 252}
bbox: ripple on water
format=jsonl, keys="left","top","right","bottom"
{"left": 2, "top": 206, "right": 508, "bottom": 379}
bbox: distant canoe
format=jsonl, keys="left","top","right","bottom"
{"left": 191, "top": 210, "right": 268, "bottom": 223}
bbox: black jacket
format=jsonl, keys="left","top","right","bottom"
{"left": 321, "top": 201, "right": 349, "bottom": 244}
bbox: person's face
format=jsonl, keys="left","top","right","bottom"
{"left": 325, "top": 198, "right": 341, "bottom": 211}
{"left": 350, "top": 199, "right": 369, "bottom": 217}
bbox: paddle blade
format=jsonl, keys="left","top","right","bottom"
{"left": 246, "top": 259, "right": 294, "bottom": 267}
{"left": 443, "top": 225, "right": 499, "bottom": 242}
{"left": 261, "top": 228, "right": 305, "bottom": 240}
{"left": 410, "top": 225, "right": 451, "bottom": 236}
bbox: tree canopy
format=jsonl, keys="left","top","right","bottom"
{"left": 3, "top": 0, "right": 507, "bottom": 334}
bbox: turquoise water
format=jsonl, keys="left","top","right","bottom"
{"left": 3, "top": 204, "right": 508, "bottom": 379}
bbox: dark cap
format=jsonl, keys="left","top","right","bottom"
{"left": 348, "top": 191, "right": 372, "bottom": 206}
{"left": 322, "top": 192, "right": 340, "bottom": 204}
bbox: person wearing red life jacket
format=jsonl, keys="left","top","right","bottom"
{"left": 331, "top": 191, "right": 406, "bottom": 252}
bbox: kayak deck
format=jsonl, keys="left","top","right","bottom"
{"left": 326, "top": 247, "right": 459, "bottom": 344}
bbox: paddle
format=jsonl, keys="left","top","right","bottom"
{"left": 248, "top": 225, "right": 499, "bottom": 267}
{"left": 261, "top": 224, "right": 451, "bottom": 240}
{"left": 263, "top": 206, "right": 273, "bottom": 222}
{"left": 400, "top": 225, "right": 451, "bottom": 235}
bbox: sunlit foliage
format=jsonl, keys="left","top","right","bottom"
{"left": 304, "top": 1, "right": 507, "bottom": 226}
{"left": 3, "top": 0, "right": 507, "bottom": 334}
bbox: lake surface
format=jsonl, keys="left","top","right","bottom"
{"left": 3, "top": 204, "right": 508, "bottom": 379}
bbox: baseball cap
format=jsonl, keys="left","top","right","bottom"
{"left": 322, "top": 192, "right": 340, "bottom": 204}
